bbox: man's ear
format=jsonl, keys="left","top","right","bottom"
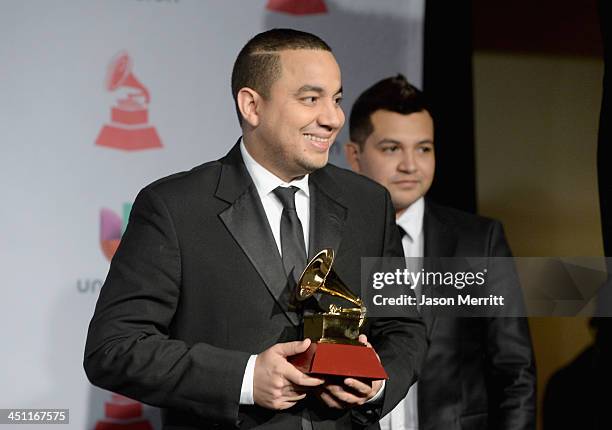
{"left": 237, "top": 87, "right": 261, "bottom": 127}
{"left": 344, "top": 142, "right": 362, "bottom": 172}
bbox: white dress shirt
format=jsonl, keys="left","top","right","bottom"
{"left": 238, "top": 140, "right": 310, "bottom": 405}
{"left": 379, "top": 197, "right": 424, "bottom": 430}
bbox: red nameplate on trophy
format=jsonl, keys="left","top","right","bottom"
{"left": 289, "top": 343, "right": 388, "bottom": 380}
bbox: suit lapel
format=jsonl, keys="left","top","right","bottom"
{"left": 302, "top": 168, "right": 347, "bottom": 311}
{"left": 308, "top": 169, "right": 347, "bottom": 260}
{"left": 422, "top": 200, "right": 457, "bottom": 335}
{"left": 424, "top": 202, "right": 457, "bottom": 258}
{"left": 216, "top": 142, "right": 300, "bottom": 325}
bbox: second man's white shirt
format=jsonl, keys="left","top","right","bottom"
{"left": 379, "top": 197, "right": 424, "bottom": 430}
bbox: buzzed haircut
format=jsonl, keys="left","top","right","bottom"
{"left": 231, "top": 28, "right": 332, "bottom": 124}
{"left": 349, "top": 74, "right": 430, "bottom": 147}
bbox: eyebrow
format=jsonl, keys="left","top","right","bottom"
{"left": 377, "top": 138, "right": 434, "bottom": 146}
{"left": 377, "top": 139, "right": 401, "bottom": 146}
{"left": 296, "top": 85, "right": 343, "bottom": 96}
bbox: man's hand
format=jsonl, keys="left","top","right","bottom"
{"left": 254, "top": 338, "right": 325, "bottom": 410}
{"left": 318, "top": 334, "right": 384, "bottom": 409}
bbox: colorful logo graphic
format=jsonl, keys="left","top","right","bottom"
{"left": 266, "top": 0, "right": 327, "bottom": 15}
{"left": 93, "top": 394, "right": 153, "bottom": 430}
{"left": 96, "top": 51, "right": 162, "bottom": 151}
{"left": 100, "top": 203, "right": 132, "bottom": 261}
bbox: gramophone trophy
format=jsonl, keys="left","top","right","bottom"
{"left": 289, "top": 249, "right": 388, "bottom": 380}
{"left": 96, "top": 51, "right": 162, "bottom": 151}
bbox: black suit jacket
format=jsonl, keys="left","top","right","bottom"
{"left": 84, "top": 142, "right": 426, "bottom": 430}
{"left": 415, "top": 200, "right": 536, "bottom": 430}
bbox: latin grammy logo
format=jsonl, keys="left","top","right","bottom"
{"left": 100, "top": 204, "right": 131, "bottom": 261}
{"left": 94, "top": 394, "right": 153, "bottom": 430}
{"left": 266, "top": 0, "right": 327, "bottom": 15}
{"left": 96, "top": 51, "right": 162, "bottom": 151}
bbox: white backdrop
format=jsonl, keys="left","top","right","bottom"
{"left": 0, "top": 1, "right": 424, "bottom": 428}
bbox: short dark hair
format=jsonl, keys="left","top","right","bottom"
{"left": 349, "top": 74, "right": 430, "bottom": 147}
{"left": 231, "top": 28, "right": 332, "bottom": 124}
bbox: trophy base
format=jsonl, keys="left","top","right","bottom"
{"left": 96, "top": 124, "right": 162, "bottom": 151}
{"left": 289, "top": 342, "right": 388, "bottom": 380}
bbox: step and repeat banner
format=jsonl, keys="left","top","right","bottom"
{"left": 0, "top": 1, "right": 424, "bottom": 428}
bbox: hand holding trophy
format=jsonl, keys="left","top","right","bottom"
{"left": 289, "top": 249, "right": 388, "bottom": 381}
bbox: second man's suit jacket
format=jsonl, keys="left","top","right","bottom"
{"left": 416, "top": 201, "right": 536, "bottom": 430}
{"left": 84, "top": 142, "right": 427, "bottom": 430}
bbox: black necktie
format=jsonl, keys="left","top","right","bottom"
{"left": 273, "top": 186, "right": 307, "bottom": 282}
{"left": 274, "top": 187, "right": 310, "bottom": 430}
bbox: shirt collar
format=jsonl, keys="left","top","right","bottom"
{"left": 240, "top": 139, "right": 310, "bottom": 198}
{"left": 396, "top": 197, "right": 424, "bottom": 241}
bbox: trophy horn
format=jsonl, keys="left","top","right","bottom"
{"left": 105, "top": 50, "right": 150, "bottom": 104}
{"left": 297, "top": 248, "right": 365, "bottom": 315}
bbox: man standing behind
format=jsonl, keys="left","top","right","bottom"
{"left": 345, "top": 75, "right": 536, "bottom": 430}
{"left": 84, "top": 32, "right": 426, "bottom": 429}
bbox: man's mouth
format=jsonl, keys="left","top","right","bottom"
{"left": 393, "top": 179, "right": 420, "bottom": 187}
{"left": 303, "top": 133, "right": 331, "bottom": 143}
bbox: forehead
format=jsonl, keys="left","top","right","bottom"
{"left": 369, "top": 110, "right": 434, "bottom": 138}
{"left": 275, "top": 49, "right": 341, "bottom": 91}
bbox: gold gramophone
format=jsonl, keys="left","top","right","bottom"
{"left": 297, "top": 248, "right": 366, "bottom": 345}
{"left": 289, "top": 248, "right": 388, "bottom": 379}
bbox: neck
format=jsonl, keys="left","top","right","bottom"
{"left": 242, "top": 135, "right": 304, "bottom": 183}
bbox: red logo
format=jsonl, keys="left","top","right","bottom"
{"left": 266, "top": 0, "right": 327, "bottom": 15}
{"left": 96, "top": 51, "right": 162, "bottom": 151}
{"left": 93, "top": 394, "right": 153, "bottom": 430}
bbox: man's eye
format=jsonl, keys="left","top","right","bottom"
{"left": 334, "top": 97, "right": 343, "bottom": 105}
{"left": 418, "top": 145, "right": 433, "bottom": 153}
{"left": 382, "top": 146, "right": 399, "bottom": 153}
{"left": 302, "top": 96, "right": 317, "bottom": 104}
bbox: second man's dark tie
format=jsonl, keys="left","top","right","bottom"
{"left": 273, "top": 186, "right": 307, "bottom": 282}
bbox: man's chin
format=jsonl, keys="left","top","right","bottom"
{"left": 299, "top": 156, "right": 329, "bottom": 173}
{"left": 393, "top": 196, "right": 421, "bottom": 212}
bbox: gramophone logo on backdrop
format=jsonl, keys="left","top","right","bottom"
{"left": 266, "top": 0, "right": 327, "bottom": 14}
{"left": 100, "top": 203, "right": 132, "bottom": 261}
{"left": 96, "top": 51, "right": 162, "bottom": 151}
{"left": 93, "top": 394, "right": 153, "bottom": 430}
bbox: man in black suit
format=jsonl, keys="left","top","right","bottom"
{"left": 345, "top": 75, "right": 536, "bottom": 430}
{"left": 84, "top": 30, "right": 426, "bottom": 429}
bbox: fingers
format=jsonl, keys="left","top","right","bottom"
{"left": 343, "top": 378, "right": 372, "bottom": 396}
{"left": 358, "top": 334, "right": 381, "bottom": 362}
{"left": 275, "top": 338, "right": 311, "bottom": 357}
{"left": 281, "top": 392, "right": 307, "bottom": 403}
{"left": 319, "top": 390, "right": 347, "bottom": 409}
{"left": 254, "top": 340, "right": 316, "bottom": 410}
{"left": 253, "top": 376, "right": 308, "bottom": 410}
{"left": 283, "top": 380, "right": 322, "bottom": 393}
{"left": 284, "top": 364, "right": 325, "bottom": 387}
{"left": 358, "top": 334, "right": 371, "bottom": 347}
{"left": 274, "top": 400, "right": 301, "bottom": 410}
{"left": 325, "top": 384, "right": 367, "bottom": 406}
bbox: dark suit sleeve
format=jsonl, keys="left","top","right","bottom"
{"left": 485, "top": 221, "right": 536, "bottom": 430}
{"left": 84, "top": 187, "right": 250, "bottom": 426}
{"left": 352, "top": 191, "right": 427, "bottom": 427}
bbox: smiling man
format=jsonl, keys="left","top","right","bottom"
{"left": 84, "top": 30, "right": 426, "bottom": 430}
{"left": 345, "top": 75, "right": 536, "bottom": 430}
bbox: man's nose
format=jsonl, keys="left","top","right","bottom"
{"left": 398, "top": 151, "right": 417, "bottom": 173}
{"left": 318, "top": 99, "right": 344, "bottom": 130}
